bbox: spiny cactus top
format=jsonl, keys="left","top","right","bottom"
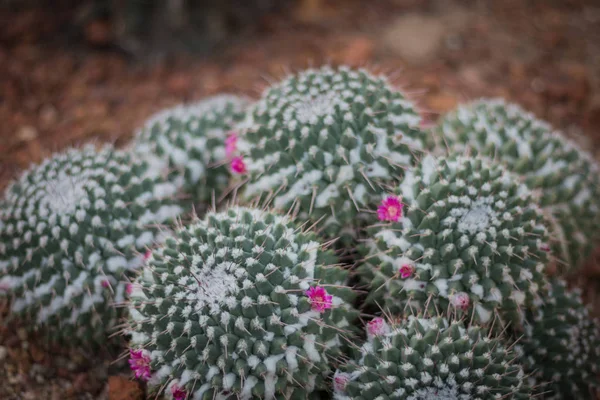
{"left": 516, "top": 278, "right": 600, "bottom": 399}
{"left": 0, "top": 145, "right": 183, "bottom": 345}
{"left": 126, "top": 207, "right": 358, "bottom": 400}
{"left": 361, "top": 155, "right": 549, "bottom": 328}
{"left": 333, "top": 315, "right": 530, "bottom": 400}
{"left": 434, "top": 98, "right": 600, "bottom": 271}
{"left": 131, "top": 94, "right": 250, "bottom": 203}
{"left": 236, "top": 65, "right": 425, "bottom": 243}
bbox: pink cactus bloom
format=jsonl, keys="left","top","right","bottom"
{"left": 306, "top": 286, "right": 333, "bottom": 313}
{"left": 225, "top": 131, "right": 238, "bottom": 157}
{"left": 399, "top": 264, "right": 414, "bottom": 279}
{"left": 171, "top": 384, "right": 187, "bottom": 400}
{"left": 144, "top": 250, "right": 152, "bottom": 261}
{"left": 126, "top": 283, "right": 134, "bottom": 295}
{"left": 128, "top": 349, "right": 151, "bottom": 381}
{"left": 231, "top": 156, "right": 247, "bottom": 174}
{"left": 377, "top": 196, "right": 403, "bottom": 222}
{"left": 367, "top": 317, "right": 389, "bottom": 337}
{"left": 451, "top": 292, "right": 470, "bottom": 311}
{"left": 333, "top": 372, "right": 350, "bottom": 393}
{"left": 101, "top": 280, "right": 110, "bottom": 288}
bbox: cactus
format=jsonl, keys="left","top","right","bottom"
{"left": 360, "top": 155, "right": 549, "bottom": 328}
{"left": 126, "top": 207, "right": 358, "bottom": 400}
{"left": 0, "top": 145, "right": 183, "bottom": 345}
{"left": 516, "top": 278, "right": 600, "bottom": 399}
{"left": 334, "top": 315, "right": 530, "bottom": 399}
{"left": 434, "top": 98, "right": 600, "bottom": 271}
{"left": 131, "top": 94, "right": 250, "bottom": 203}
{"left": 236, "top": 65, "right": 425, "bottom": 244}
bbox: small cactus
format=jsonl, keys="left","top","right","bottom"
{"left": 0, "top": 145, "right": 183, "bottom": 345}
{"left": 236, "top": 65, "right": 426, "bottom": 244}
{"left": 360, "top": 155, "right": 549, "bottom": 328}
{"left": 131, "top": 94, "right": 250, "bottom": 203}
{"left": 516, "top": 278, "right": 600, "bottom": 399}
{"left": 334, "top": 315, "right": 530, "bottom": 399}
{"left": 434, "top": 98, "right": 600, "bottom": 271}
{"left": 126, "top": 207, "right": 358, "bottom": 399}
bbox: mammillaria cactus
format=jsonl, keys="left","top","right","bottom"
{"left": 516, "top": 278, "right": 600, "bottom": 399}
{"left": 235, "top": 65, "right": 425, "bottom": 244}
{"left": 0, "top": 145, "right": 183, "bottom": 344}
{"left": 361, "top": 155, "right": 549, "bottom": 328}
{"left": 333, "top": 315, "right": 530, "bottom": 399}
{"left": 434, "top": 98, "right": 600, "bottom": 271}
{"left": 131, "top": 94, "right": 250, "bottom": 203}
{"left": 126, "top": 207, "right": 358, "bottom": 399}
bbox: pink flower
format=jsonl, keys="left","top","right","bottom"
{"left": 367, "top": 317, "right": 389, "bottom": 337}
{"left": 231, "top": 156, "right": 247, "bottom": 174}
{"left": 171, "top": 384, "right": 187, "bottom": 400}
{"left": 399, "top": 264, "right": 414, "bottom": 279}
{"left": 306, "top": 286, "right": 333, "bottom": 313}
{"left": 225, "top": 131, "right": 238, "bottom": 157}
{"left": 451, "top": 292, "right": 470, "bottom": 311}
{"left": 128, "top": 349, "right": 151, "bottom": 381}
{"left": 333, "top": 372, "right": 350, "bottom": 393}
{"left": 126, "top": 283, "right": 134, "bottom": 295}
{"left": 101, "top": 280, "right": 110, "bottom": 288}
{"left": 377, "top": 196, "right": 403, "bottom": 222}
{"left": 144, "top": 250, "right": 152, "bottom": 261}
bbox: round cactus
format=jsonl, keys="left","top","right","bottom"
{"left": 131, "top": 94, "right": 250, "bottom": 203}
{"left": 334, "top": 315, "right": 530, "bottom": 400}
{"left": 360, "top": 155, "right": 549, "bottom": 328}
{"left": 236, "top": 65, "right": 426, "bottom": 244}
{"left": 0, "top": 145, "right": 184, "bottom": 345}
{"left": 516, "top": 278, "right": 600, "bottom": 399}
{"left": 126, "top": 207, "right": 358, "bottom": 400}
{"left": 434, "top": 98, "right": 600, "bottom": 271}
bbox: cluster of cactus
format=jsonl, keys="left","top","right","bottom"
{"left": 2, "top": 65, "right": 600, "bottom": 400}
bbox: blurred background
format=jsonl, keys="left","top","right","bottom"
{"left": 1, "top": 0, "right": 600, "bottom": 398}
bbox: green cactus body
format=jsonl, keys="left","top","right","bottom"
{"left": 361, "top": 155, "right": 549, "bottom": 328}
{"left": 126, "top": 207, "right": 358, "bottom": 400}
{"left": 131, "top": 94, "right": 250, "bottom": 203}
{"left": 0, "top": 145, "right": 183, "bottom": 345}
{"left": 334, "top": 316, "right": 530, "bottom": 400}
{"left": 237, "top": 66, "right": 425, "bottom": 244}
{"left": 434, "top": 98, "right": 600, "bottom": 271}
{"left": 517, "top": 278, "right": 600, "bottom": 399}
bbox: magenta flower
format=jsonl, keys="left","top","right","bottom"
{"left": 231, "top": 156, "right": 247, "bottom": 174}
{"left": 128, "top": 349, "right": 151, "bottom": 381}
{"left": 333, "top": 372, "right": 350, "bottom": 393}
{"left": 126, "top": 283, "right": 134, "bottom": 295}
{"left": 306, "top": 286, "right": 333, "bottom": 313}
{"left": 367, "top": 317, "right": 389, "bottom": 337}
{"left": 399, "top": 264, "right": 414, "bottom": 279}
{"left": 144, "top": 250, "right": 152, "bottom": 261}
{"left": 451, "top": 292, "right": 470, "bottom": 311}
{"left": 101, "top": 280, "right": 110, "bottom": 288}
{"left": 377, "top": 196, "right": 403, "bottom": 222}
{"left": 171, "top": 384, "right": 187, "bottom": 400}
{"left": 225, "top": 131, "right": 238, "bottom": 157}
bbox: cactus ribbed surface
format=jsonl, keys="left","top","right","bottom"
{"left": 434, "top": 98, "right": 600, "bottom": 271}
{"left": 361, "top": 155, "right": 549, "bottom": 328}
{"left": 127, "top": 207, "right": 358, "bottom": 400}
{"left": 237, "top": 66, "right": 425, "bottom": 244}
{"left": 334, "top": 316, "right": 530, "bottom": 400}
{"left": 0, "top": 145, "right": 183, "bottom": 345}
{"left": 517, "top": 278, "right": 600, "bottom": 399}
{"left": 132, "top": 94, "right": 250, "bottom": 203}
